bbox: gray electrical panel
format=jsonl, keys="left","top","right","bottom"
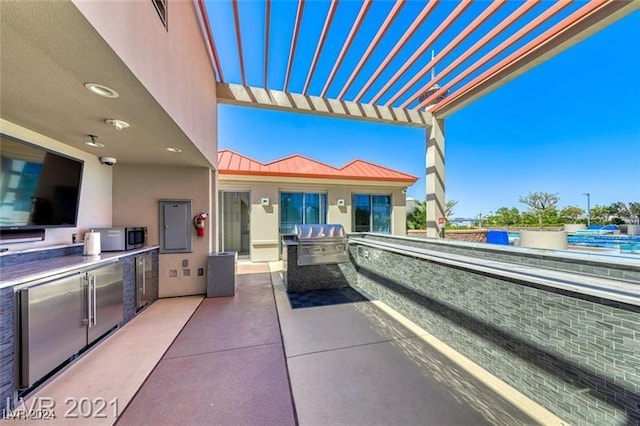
{"left": 158, "top": 200, "right": 192, "bottom": 253}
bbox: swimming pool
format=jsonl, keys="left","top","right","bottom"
{"left": 507, "top": 232, "right": 640, "bottom": 253}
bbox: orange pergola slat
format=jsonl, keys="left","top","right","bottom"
{"left": 415, "top": 0, "right": 572, "bottom": 110}
{"left": 303, "top": 0, "right": 339, "bottom": 94}
{"left": 353, "top": 0, "right": 439, "bottom": 103}
{"left": 384, "top": 0, "right": 506, "bottom": 107}
{"left": 370, "top": 0, "right": 472, "bottom": 105}
{"left": 337, "top": 0, "right": 406, "bottom": 100}
{"left": 320, "top": 0, "right": 373, "bottom": 98}
{"left": 431, "top": 0, "right": 614, "bottom": 114}
{"left": 264, "top": 0, "right": 271, "bottom": 89}
{"left": 284, "top": 0, "right": 306, "bottom": 91}
{"left": 399, "top": 0, "right": 540, "bottom": 109}
{"left": 231, "top": 0, "right": 246, "bottom": 86}
{"left": 196, "top": 0, "right": 224, "bottom": 82}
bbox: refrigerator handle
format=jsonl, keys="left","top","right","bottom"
{"left": 142, "top": 258, "right": 146, "bottom": 295}
{"left": 92, "top": 275, "right": 97, "bottom": 326}
{"left": 84, "top": 275, "right": 91, "bottom": 327}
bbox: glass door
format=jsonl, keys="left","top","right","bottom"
{"left": 218, "top": 191, "right": 250, "bottom": 256}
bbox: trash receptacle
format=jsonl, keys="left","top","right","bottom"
{"left": 207, "top": 251, "right": 237, "bottom": 297}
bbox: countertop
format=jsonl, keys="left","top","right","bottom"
{"left": 0, "top": 246, "right": 159, "bottom": 289}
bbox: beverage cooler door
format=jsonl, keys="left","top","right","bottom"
{"left": 18, "top": 272, "right": 87, "bottom": 388}
{"left": 136, "top": 253, "right": 153, "bottom": 310}
{"left": 87, "top": 262, "right": 124, "bottom": 344}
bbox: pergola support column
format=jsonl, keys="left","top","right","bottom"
{"left": 426, "top": 118, "right": 445, "bottom": 238}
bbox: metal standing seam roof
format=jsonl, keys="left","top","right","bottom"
{"left": 218, "top": 150, "right": 418, "bottom": 183}
{"left": 196, "top": 0, "right": 637, "bottom": 120}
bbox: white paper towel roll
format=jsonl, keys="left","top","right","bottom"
{"left": 83, "top": 231, "right": 101, "bottom": 256}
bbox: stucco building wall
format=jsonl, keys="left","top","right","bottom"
{"left": 219, "top": 176, "right": 408, "bottom": 262}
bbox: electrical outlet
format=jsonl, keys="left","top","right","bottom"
{"left": 197, "top": 268, "right": 204, "bottom": 276}
{"left": 169, "top": 269, "right": 178, "bottom": 278}
{"left": 182, "top": 259, "right": 189, "bottom": 267}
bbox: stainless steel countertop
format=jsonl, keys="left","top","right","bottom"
{"left": 0, "top": 246, "right": 159, "bottom": 289}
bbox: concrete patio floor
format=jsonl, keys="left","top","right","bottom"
{"left": 16, "top": 261, "right": 566, "bottom": 425}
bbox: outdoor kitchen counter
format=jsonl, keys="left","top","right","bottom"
{"left": 0, "top": 246, "right": 159, "bottom": 289}
{"left": 282, "top": 240, "right": 355, "bottom": 292}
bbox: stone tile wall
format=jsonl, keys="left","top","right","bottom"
{"left": 347, "top": 243, "right": 640, "bottom": 425}
{"left": 356, "top": 234, "right": 639, "bottom": 283}
{"left": 283, "top": 243, "right": 352, "bottom": 292}
{"left": 0, "top": 245, "right": 83, "bottom": 268}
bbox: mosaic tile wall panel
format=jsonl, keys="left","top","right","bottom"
{"left": 349, "top": 243, "right": 640, "bottom": 425}
{"left": 354, "top": 234, "right": 639, "bottom": 283}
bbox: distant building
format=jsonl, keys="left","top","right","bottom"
{"left": 217, "top": 150, "right": 418, "bottom": 261}
{"left": 406, "top": 197, "right": 420, "bottom": 215}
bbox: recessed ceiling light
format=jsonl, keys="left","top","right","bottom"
{"left": 84, "top": 83, "right": 119, "bottom": 98}
{"left": 105, "top": 118, "right": 130, "bottom": 130}
{"left": 166, "top": 147, "right": 182, "bottom": 153}
{"left": 85, "top": 135, "right": 105, "bottom": 148}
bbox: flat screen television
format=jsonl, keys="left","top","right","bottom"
{"left": 0, "top": 134, "right": 84, "bottom": 230}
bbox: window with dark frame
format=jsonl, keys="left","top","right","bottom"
{"left": 152, "top": 0, "right": 167, "bottom": 29}
{"left": 279, "top": 192, "right": 327, "bottom": 235}
{"left": 353, "top": 194, "right": 392, "bottom": 233}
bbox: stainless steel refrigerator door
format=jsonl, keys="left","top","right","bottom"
{"left": 136, "top": 253, "right": 152, "bottom": 310}
{"left": 87, "top": 262, "right": 123, "bottom": 344}
{"left": 19, "top": 272, "right": 87, "bottom": 388}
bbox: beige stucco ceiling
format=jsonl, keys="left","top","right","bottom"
{"left": 0, "top": 1, "right": 212, "bottom": 168}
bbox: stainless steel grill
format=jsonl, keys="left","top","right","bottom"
{"left": 294, "top": 224, "right": 348, "bottom": 266}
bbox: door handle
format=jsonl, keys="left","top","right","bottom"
{"left": 142, "top": 259, "right": 146, "bottom": 295}
{"left": 92, "top": 275, "right": 97, "bottom": 326}
{"left": 83, "top": 275, "right": 91, "bottom": 326}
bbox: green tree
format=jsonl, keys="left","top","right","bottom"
{"left": 590, "top": 205, "right": 612, "bottom": 224}
{"left": 519, "top": 192, "right": 560, "bottom": 229}
{"left": 610, "top": 202, "right": 631, "bottom": 222}
{"left": 492, "top": 207, "right": 520, "bottom": 226}
{"left": 445, "top": 200, "right": 458, "bottom": 220}
{"left": 406, "top": 201, "right": 426, "bottom": 230}
{"left": 629, "top": 202, "right": 640, "bottom": 225}
{"left": 559, "top": 205, "right": 584, "bottom": 223}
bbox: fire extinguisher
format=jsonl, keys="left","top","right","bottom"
{"left": 193, "top": 213, "right": 208, "bottom": 237}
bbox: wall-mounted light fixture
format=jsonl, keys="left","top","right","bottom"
{"left": 336, "top": 199, "right": 345, "bottom": 207}
{"left": 261, "top": 197, "right": 270, "bottom": 206}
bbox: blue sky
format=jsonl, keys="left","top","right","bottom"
{"left": 215, "top": 4, "right": 639, "bottom": 218}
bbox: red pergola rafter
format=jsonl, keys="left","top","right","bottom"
{"left": 337, "top": 0, "right": 406, "bottom": 100}
{"left": 384, "top": 0, "right": 506, "bottom": 107}
{"left": 320, "top": 0, "right": 373, "bottom": 98}
{"left": 370, "top": 0, "right": 472, "bottom": 105}
{"left": 430, "top": 0, "right": 619, "bottom": 114}
{"left": 264, "top": 0, "right": 271, "bottom": 89}
{"left": 195, "top": 0, "right": 224, "bottom": 82}
{"left": 284, "top": 0, "right": 306, "bottom": 92}
{"left": 303, "top": 0, "right": 339, "bottom": 95}
{"left": 231, "top": 0, "right": 246, "bottom": 86}
{"left": 398, "top": 0, "right": 541, "bottom": 109}
{"left": 202, "top": 0, "right": 636, "bottom": 120}
{"left": 353, "top": 0, "right": 439, "bottom": 103}
{"left": 414, "top": 0, "right": 572, "bottom": 110}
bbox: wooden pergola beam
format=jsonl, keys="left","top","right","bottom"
{"left": 217, "top": 83, "right": 432, "bottom": 128}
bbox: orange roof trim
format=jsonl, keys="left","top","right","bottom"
{"left": 218, "top": 150, "right": 418, "bottom": 183}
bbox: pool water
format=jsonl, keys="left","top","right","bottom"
{"left": 508, "top": 232, "right": 640, "bottom": 253}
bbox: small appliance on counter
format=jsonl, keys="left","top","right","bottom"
{"left": 83, "top": 231, "right": 101, "bottom": 256}
{"left": 92, "top": 227, "right": 147, "bottom": 251}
